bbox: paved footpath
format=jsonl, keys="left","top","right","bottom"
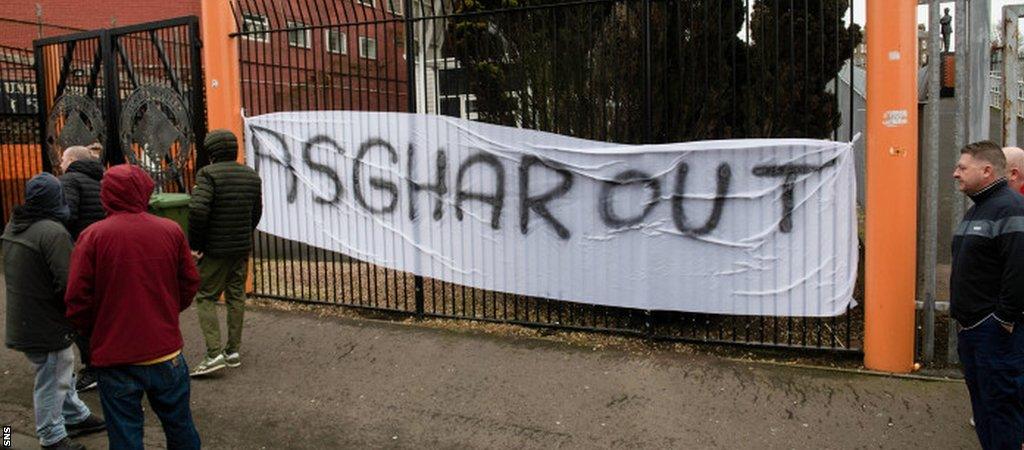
{"left": 1, "top": 292, "right": 976, "bottom": 449}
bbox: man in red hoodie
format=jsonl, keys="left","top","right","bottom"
{"left": 65, "top": 164, "right": 201, "bottom": 449}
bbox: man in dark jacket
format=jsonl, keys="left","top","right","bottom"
{"left": 65, "top": 164, "right": 202, "bottom": 449}
{"left": 951, "top": 140, "right": 1024, "bottom": 449}
{"left": 58, "top": 145, "right": 106, "bottom": 392}
{"left": 3, "top": 173, "right": 105, "bottom": 450}
{"left": 188, "top": 129, "right": 263, "bottom": 376}
{"left": 59, "top": 146, "right": 106, "bottom": 240}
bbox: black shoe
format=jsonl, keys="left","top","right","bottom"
{"left": 41, "top": 437, "right": 85, "bottom": 450}
{"left": 75, "top": 368, "right": 97, "bottom": 392}
{"left": 66, "top": 414, "right": 105, "bottom": 437}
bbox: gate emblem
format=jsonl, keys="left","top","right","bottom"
{"left": 119, "top": 85, "right": 192, "bottom": 182}
{"left": 45, "top": 94, "right": 105, "bottom": 169}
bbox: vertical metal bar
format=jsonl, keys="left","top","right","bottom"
{"left": 640, "top": 0, "right": 652, "bottom": 338}
{"left": 404, "top": 0, "right": 424, "bottom": 318}
{"left": 189, "top": 19, "right": 208, "bottom": 171}
{"left": 643, "top": 0, "right": 652, "bottom": 144}
{"left": 103, "top": 30, "right": 123, "bottom": 166}
{"left": 950, "top": 0, "right": 969, "bottom": 365}
{"left": 33, "top": 43, "right": 51, "bottom": 173}
{"left": 968, "top": 0, "right": 991, "bottom": 144}
{"left": 846, "top": 0, "right": 854, "bottom": 348}
{"left": 922, "top": 0, "right": 942, "bottom": 364}
{"left": 1003, "top": 6, "right": 1021, "bottom": 146}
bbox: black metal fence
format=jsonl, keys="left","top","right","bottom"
{"left": 0, "top": 45, "right": 41, "bottom": 223}
{"left": 234, "top": 0, "right": 862, "bottom": 352}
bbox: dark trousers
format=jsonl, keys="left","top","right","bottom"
{"left": 74, "top": 333, "right": 90, "bottom": 368}
{"left": 96, "top": 354, "right": 201, "bottom": 450}
{"left": 958, "top": 315, "right": 1024, "bottom": 450}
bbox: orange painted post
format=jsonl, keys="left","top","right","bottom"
{"left": 43, "top": 45, "right": 60, "bottom": 111}
{"left": 201, "top": 0, "right": 243, "bottom": 148}
{"left": 864, "top": 0, "right": 918, "bottom": 373}
{"left": 41, "top": 44, "right": 61, "bottom": 169}
{"left": 200, "top": 0, "right": 254, "bottom": 292}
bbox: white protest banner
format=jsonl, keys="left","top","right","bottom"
{"left": 244, "top": 111, "right": 857, "bottom": 317}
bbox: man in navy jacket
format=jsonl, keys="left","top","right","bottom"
{"left": 952, "top": 140, "right": 1024, "bottom": 449}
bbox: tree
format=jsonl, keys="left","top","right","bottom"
{"left": 445, "top": 0, "right": 861, "bottom": 143}
{"left": 745, "top": 0, "right": 861, "bottom": 138}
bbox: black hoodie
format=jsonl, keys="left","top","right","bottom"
{"left": 60, "top": 158, "right": 106, "bottom": 240}
{"left": 951, "top": 179, "right": 1024, "bottom": 327}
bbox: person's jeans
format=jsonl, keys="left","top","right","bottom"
{"left": 96, "top": 354, "right": 201, "bottom": 450}
{"left": 23, "top": 345, "right": 92, "bottom": 446}
{"left": 959, "top": 315, "right": 1024, "bottom": 450}
{"left": 195, "top": 255, "right": 249, "bottom": 358}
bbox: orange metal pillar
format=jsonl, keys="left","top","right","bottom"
{"left": 41, "top": 45, "right": 61, "bottom": 173}
{"left": 201, "top": 0, "right": 243, "bottom": 149}
{"left": 864, "top": 0, "right": 918, "bottom": 373}
{"left": 43, "top": 45, "right": 61, "bottom": 111}
{"left": 200, "top": 0, "right": 253, "bottom": 291}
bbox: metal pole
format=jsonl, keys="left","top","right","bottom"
{"left": 922, "top": 0, "right": 942, "bottom": 364}
{"left": 864, "top": 0, "right": 919, "bottom": 373}
{"left": 1002, "top": 6, "right": 1023, "bottom": 146}
{"left": 969, "top": 0, "right": 991, "bottom": 143}
{"left": 404, "top": 0, "right": 425, "bottom": 319}
{"left": 950, "top": 0, "right": 970, "bottom": 365}
{"left": 32, "top": 43, "right": 49, "bottom": 173}
{"left": 643, "top": 0, "right": 652, "bottom": 144}
{"left": 35, "top": 3, "right": 43, "bottom": 39}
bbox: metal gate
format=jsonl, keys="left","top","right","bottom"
{"left": 33, "top": 16, "right": 206, "bottom": 191}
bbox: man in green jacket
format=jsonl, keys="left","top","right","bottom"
{"left": 189, "top": 130, "right": 263, "bottom": 376}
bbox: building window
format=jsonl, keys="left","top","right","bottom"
{"left": 358, "top": 0, "right": 374, "bottom": 6}
{"left": 287, "top": 21, "right": 311, "bottom": 49}
{"left": 386, "top": 0, "right": 403, "bottom": 15}
{"left": 325, "top": 29, "right": 347, "bottom": 54}
{"left": 359, "top": 37, "right": 377, "bottom": 60}
{"left": 440, "top": 97, "right": 460, "bottom": 118}
{"left": 241, "top": 14, "right": 269, "bottom": 42}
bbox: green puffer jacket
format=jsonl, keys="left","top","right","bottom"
{"left": 188, "top": 148, "right": 263, "bottom": 257}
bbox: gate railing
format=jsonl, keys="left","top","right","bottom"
{"left": 0, "top": 45, "right": 41, "bottom": 223}
{"left": 234, "top": 0, "right": 862, "bottom": 353}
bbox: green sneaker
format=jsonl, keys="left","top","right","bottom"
{"left": 190, "top": 354, "right": 226, "bottom": 377}
{"left": 223, "top": 351, "right": 241, "bottom": 368}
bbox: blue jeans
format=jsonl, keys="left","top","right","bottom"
{"left": 96, "top": 354, "right": 201, "bottom": 450}
{"left": 23, "top": 346, "right": 92, "bottom": 446}
{"left": 959, "top": 315, "right": 1024, "bottom": 450}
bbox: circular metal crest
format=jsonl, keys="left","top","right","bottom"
{"left": 119, "top": 85, "right": 192, "bottom": 183}
{"left": 45, "top": 94, "right": 105, "bottom": 170}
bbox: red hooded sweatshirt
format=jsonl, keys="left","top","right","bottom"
{"left": 65, "top": 164, "right": 200, "bottom": 367}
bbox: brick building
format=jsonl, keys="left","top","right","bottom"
{"left": 0, "top": 0, "right": 201, "bottom": 49}
{"left": 0, "top": 0, "right": 409, "bottom": 115}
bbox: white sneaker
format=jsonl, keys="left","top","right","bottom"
{"left": 223, "top": 351, "right": 241, "bottom": 368}
{"left": 190, "top": 354, "right": 226, "bottom": 377}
